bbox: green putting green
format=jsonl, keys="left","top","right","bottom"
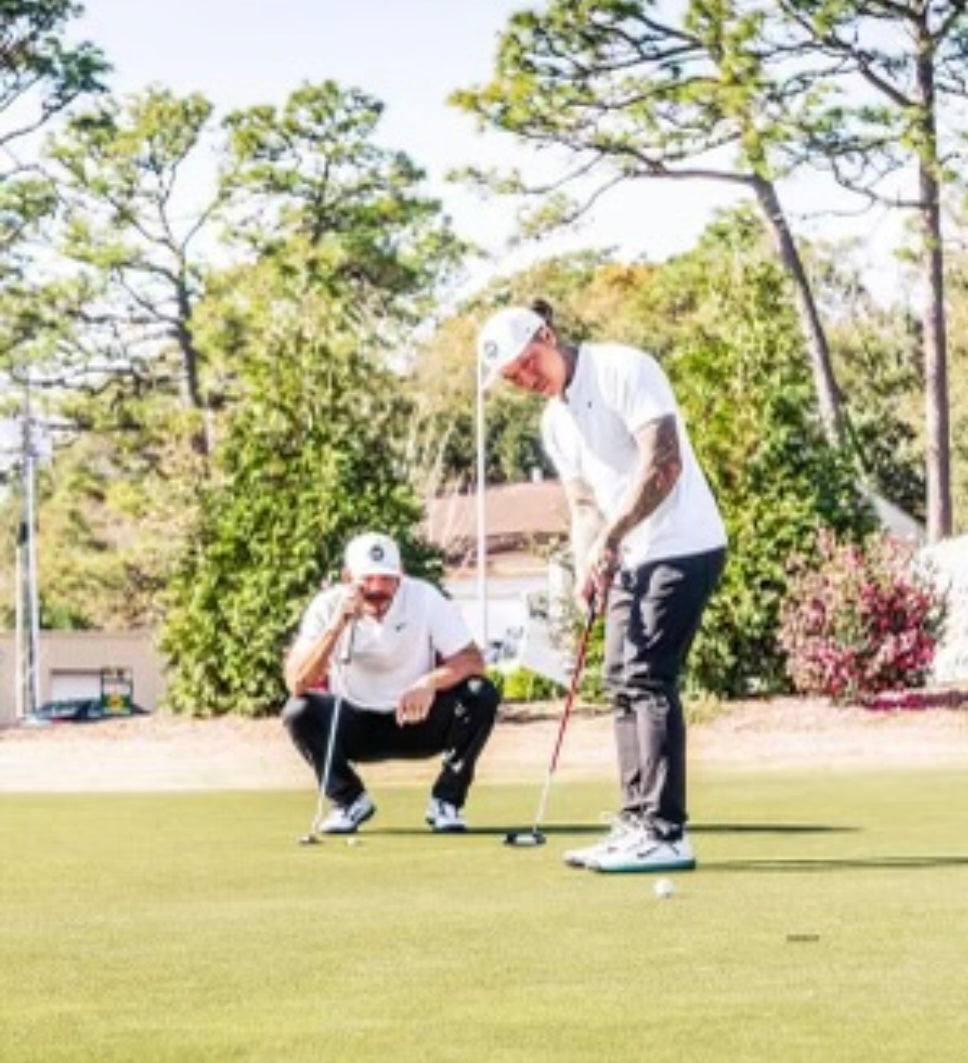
{"left": 2, "top": 769, "right": 967, "bottom": 1062}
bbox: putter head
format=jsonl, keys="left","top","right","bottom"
{"left": 503, "top": 830, "right": 546, "bottom": 847}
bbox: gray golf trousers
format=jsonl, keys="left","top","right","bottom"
{"left": 603, "top": 547, "right": 726, "bottom": 839}
{"left": 282, "top": 676, "right": 499, "bottom": 808}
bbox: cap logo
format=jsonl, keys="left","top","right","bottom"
{"left": 483, "top": 340, "right": 498, "bottom": 362}
{"left": 369, "top": 544, "right": 385, "bottom": 562}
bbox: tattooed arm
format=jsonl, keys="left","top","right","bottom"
{"left": 582, "top": 414, "right": 682, "bottom": 602}
{"left": 605, "top": 413, "right": 682, "bottom": 547}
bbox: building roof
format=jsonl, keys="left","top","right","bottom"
{"left": 425, "top": 479, "right": 570, "bottom": 571}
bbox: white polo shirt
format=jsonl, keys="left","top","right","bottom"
{"left": 291, "top": 576, "right": 474, "bottom": 711}
{"left": 541, "top": 342, "right": 726, "bottom": 568}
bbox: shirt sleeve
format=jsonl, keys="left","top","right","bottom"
{"left": 290, "top": 589, "right": 338, "bottom": 655}
{"left": 541, "top": 402, "right": 581, "bottom": 482}
{"left": 604, "top": 347, "right": 676, "bottom": 435}
{"left": 426, "top": 585, "right": 475, "bottom": 660}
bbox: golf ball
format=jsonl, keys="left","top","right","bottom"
{"left": 653, "top": 877, "right": 675, "bottom": 899}
{"left": 346, "top": 838, "right": 360, "bottom": 847}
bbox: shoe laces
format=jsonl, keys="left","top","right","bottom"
{"left": 598, "top": 811, "right": 640, "bottom": 839}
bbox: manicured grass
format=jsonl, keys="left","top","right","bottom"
{"left": 2, "top": 769, "right": 968, "bottom": 1062}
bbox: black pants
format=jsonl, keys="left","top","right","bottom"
{"left": 603, "top": 548, "right": 726, "bottom": 839}
{"left": 281, "top": 677, "right": 500, "bottom": 808}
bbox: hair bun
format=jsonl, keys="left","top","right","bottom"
{"left": 530, "top": 298, "right": 554, "bottom": 326}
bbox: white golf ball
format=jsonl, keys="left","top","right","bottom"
{"left": 346, "top": 838, "right": 360, "bottom": 847}
{"left": 653, "top": 877, "right": 675, "bottom": 899}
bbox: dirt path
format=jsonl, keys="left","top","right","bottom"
{"left": 2, "top": 697, "right": 968, "bottom": 793}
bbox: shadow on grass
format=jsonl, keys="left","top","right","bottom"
{"left": 692, "top": 823, "right": 858, "bottom": 835}
{"left": 360, "top": 822, "right": 856, "bottom": 838}
{"left": 704, "top": 855, "right": 968, "bottom": 872}
{"left": 361, "top": 824, "right": 602, "bottom": 838}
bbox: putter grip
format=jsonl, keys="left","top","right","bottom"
{"left": 568, "top": 603, "right": 597, "bottom": 694}
{"left": 339, "top": 620, "right": 355, "bottom": 664}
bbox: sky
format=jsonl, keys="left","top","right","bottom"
{"left": 68, "top": 0, "right": 753, "bottom": 287}
{"left": 70, "top": 0, "right": 902, "bottom": 299}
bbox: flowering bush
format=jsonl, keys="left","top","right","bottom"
{"left": 778, "top": 530, "right": 948, "bottom": 703}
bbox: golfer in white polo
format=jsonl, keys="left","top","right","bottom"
{"left": 283, "top": 532, "right": 499, "bottom": 833}
{"left": 477, "top": 301, "right": 727, "bottom": 872}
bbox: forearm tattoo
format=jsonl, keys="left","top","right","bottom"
{"left": 608, "top": 414, "right": 682, "bottom": 545}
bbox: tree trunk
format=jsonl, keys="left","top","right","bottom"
{"left": 750, "top": 175, "right": 846, "bottom": 449}
{"left": 174, "top": 275, "right": 211, "bottom": 457}
{"left": 920, "top": 185, "right": 952, "bottom": 542}
{"left": 915, "top": 46, "right": 952, "bottom": 543}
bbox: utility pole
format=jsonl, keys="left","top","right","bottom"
{"left": 24, "top": 389, "right": 41, "bottom": 717}
{"left": 2, "top": 373, "right": 53, "bottom": 720}
{"left": 14, "top": 514, "right": 24, "bottom": 720}
{"left": 13, "top": 379, "right": 42, "bottom": 719}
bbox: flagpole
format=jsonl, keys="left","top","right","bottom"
{"left": 475, "top": 353, "right": 487, "bottom": 648}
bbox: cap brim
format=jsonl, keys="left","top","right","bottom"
{"left": 349, "top": 566, "right": 401, "bottom": 579}
{"left": 481, "top": 364, "right": 504, "bottom": 390}
{"left": 481, "top": 354, "right": 523, "bottom": 390}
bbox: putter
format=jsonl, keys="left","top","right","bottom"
{"left": 297, "top": 694, "right": 344, "bottom": 845}
{"left": 504, "top": 601, "right": 598, "bottom": 847}
{"left": 299, "top": 619, "right": 355, "bottom": 846}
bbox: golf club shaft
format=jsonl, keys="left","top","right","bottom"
{"left": 530, "top": 603, "right": 597, "bottom": 833}
{"left": 547, "top": 604, "right": 597, "bottom": 776}
{"left": 320, "top": 695, "right": 342, "bottom": 793}
{"left": 530, "top": 765, "right": 556, "bottom": 836}
{"left": 310, "top": 621, "right": 355, "bottom": 834}
{"left": 308, "top": 695, "right": 343, "bottom": 834}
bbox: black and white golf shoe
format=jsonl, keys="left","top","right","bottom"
{"left": 318, "top": 792, "right": 376, "bottom": 834}
{"left": 425, "top": 798, "right": 467, "bottom": 833}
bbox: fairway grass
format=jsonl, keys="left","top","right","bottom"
{"left": 2, "top": 769, "right": 967, "bottom": 1062}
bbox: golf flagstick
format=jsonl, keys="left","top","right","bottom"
{"left": 504, "top": 601, "right": 598, "bottom": 847}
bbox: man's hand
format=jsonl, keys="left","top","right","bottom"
{"left": 337, "top": 583, "right": 365, "bottom": 623}
{"left": 577, "top": 532, "right": 618, "bottom": 611}
{"left": 396, "top": 677, "right": 435, "bottom": 726}
{"left": 284, "top": 584, "right": 361, "bottom": 697}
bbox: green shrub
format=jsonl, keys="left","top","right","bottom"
{"left": 643, "top": 213, "right": 879, "bottom": 696}
{"left": 499, "top": 667, "right": 565, "bottom": 703}
{"left": 484, "top": 668, "right": 505, "bottom": 699}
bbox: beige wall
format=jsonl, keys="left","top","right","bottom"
{"left": 0, "top": 630, "right": 166, "bottom": 725}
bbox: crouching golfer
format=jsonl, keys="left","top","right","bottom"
{"left": 283, "top": 531, "right": 500, "bottom": 834}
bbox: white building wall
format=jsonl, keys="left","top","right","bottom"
{"left": 922, "top": 535, "right": 968, "bottom": 684}
{"left": 0, "top": 630, "right": 166, "bottom": 725}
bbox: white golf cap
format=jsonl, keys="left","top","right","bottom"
{"left": 344, "top": 532, "right": 402, "bottom": 579}
{"left": 476, "top": 306, "right": 545, "bottom": 388}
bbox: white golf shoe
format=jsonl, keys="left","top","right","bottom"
{"left": 563, "top": 814, "right": 640, "bottom": 868}
{"left": 587, "top": 831, "right": 696, "bottom": 873}
{"left": 425, "top": 797, "right": 467, "bottom": 833}
{"left": 318, "top": 792, "right": 376, "bottom": 834}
